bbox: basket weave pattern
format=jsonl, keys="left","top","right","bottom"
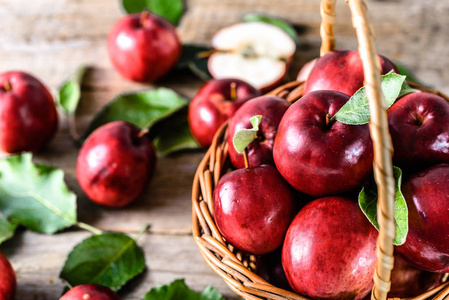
{"left": 192, "top": 0, "right": 449, "bottom": 299}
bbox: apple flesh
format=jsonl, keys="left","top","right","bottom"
{"left": 0, "top": 252, "right": 16, "bottom": 300}
{"left": 396, "top": 163, "right": 449, "bottom": 272}
{"left": 273, "top": 90, "right": 373, "bottom": 197}
{"left": 188, "top": 78, "right": 260, "bottom": 148}
{"left": 227, "top": 96, "right": 290, "bottom": 168}
{"left": 60, "top": 284, "right": 121, "bottom": 300}
{"left": 282, "top": 196, "right": 378, "bottom": 299}
{"left": 208, "top": 22, "right": 296, "bottom": 92}
{"left": 213, "top": 164, "right": 297, "bottom": 255}
{"left": 107, "top": 12, "right": 181, "bottom": 83}
{"left": 303, "top": 50, "right": 399, "bottom": 96}
{"left": 76, "top": 121, "right": 157, "bottom": 208}
{"left": 388, "top": 92, "right": 449, "bottom": 171}
{"left": 0, "top": 71, "right": 58, "bottom": 154}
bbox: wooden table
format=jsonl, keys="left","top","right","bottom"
{"left": 0, "top": 0, "right": 448, "bottom": 299}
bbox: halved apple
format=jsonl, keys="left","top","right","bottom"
{"left": 208, "top": 22, "right": 296, "bottom": 92}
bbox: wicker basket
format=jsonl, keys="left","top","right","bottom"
{"left": 192, "top": 0, "right": 449, "bottom": 299}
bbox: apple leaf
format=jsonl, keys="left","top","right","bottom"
{"left": 175, "top": 44, "right": 212, "bottom": 81}
{"left": 144, "top": 279, "right": 224, "bottom": 300}
{"left": 0, "top": 216, "right": 17, "bottom": 245}
{"left": 60, "top": 232, "right": 145, "bottom": 292}
{"left": 232, "top": 115, "right": 262, "bottom": 153}
{"left": 243, "top": 13, "right": 298, "bottom": 43}
{"left": 82, "top": 87, "right": 187, "bottom": 141}
{"left": 57, "top": 65, "right": 88, "bottom": 116}
{"left": 359, "top": 166, "right": 408, "bottom": 246}
{"left": 332, "top": 72, "right": 412, "bottom": 125}
{"left": 121, "top": 0, "right": 184, "bottom": 25}
{"left": 0, "top": 153, "right": 77, "bottom": 234}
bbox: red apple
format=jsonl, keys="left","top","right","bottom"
{"left": 273, "top": 90, "right": 373, "bottom": 197}
{"left": 60, "top": 284, "right": 121, "bottom": 300}
{"left": 282, "top": 196, "right": 378, "bottom": 299}
{"left": 213, "top": 164, "right": 297, "bottom": 255}
{"left": 0, "top": 71, "right": 58, "bottom": 154}
{"left": 388, "top": 253, "right": 443, "bottom": 298}
{"left": 296, "top": 58, "right": 317, "bottom": 82}
{"left": 388, "top": 92, "right": 449, "bottom": 170}
{"left": 396, "top": 164, "right": 449, "bottom": 272}
{"left": 76, "top": 121, "right": 156, "bottom": 207}
{"left": 0, "top": 252, "right": 16, "bottom": 300}
{"left": 187, "top": 78, "right": 260, "bottom": 148}
{"left": 303, "top": 50, "right": 398, "bottom": 96}
{"left": 227, "top": 96, "right": 290, "bottom": 168}
{"left": 107, "top": 12, "right": 181, "bottom": 83}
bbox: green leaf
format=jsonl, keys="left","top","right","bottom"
{"left": 0, "top": 153, "right": 77, "bottom": 234}
{"left": 144, "top": 279, "right": 225, "bottom": 300}
{"left": 0, "top": 216, "right": 17, "bottom": 245}
{"left": 121, "top": 0, "right": 184, "bottom": 25}
{"left": 232, "top": 115, "right": 262, "bottom": 153}
{"left": 60, "top": 232, "right": 145, "bottom": 291}
{"left": 333, "top": 72, "right": 407, "bottom": 125}
{"left": 243, "top": 13, "right": 298, "bottom": 43}
{"left": 359, "top": 166, "right": 408, "bottom": 246}
{"left": 175, "top": 44, "right": 212, "bottom": 81}
{"left": 151, "top": 112, "right": 200, "bottom": 155}
{"left": 82, "top": 88, "right": 188, "bottom": 141}
{"left": 57, "top": 65, "right": 88, "bottom": 116}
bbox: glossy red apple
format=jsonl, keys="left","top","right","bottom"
{"left": 388, "top": 253, "right": 443, "bottom": 298}
{"left": 388, "top": 92, "right": 449, "bottom": 170}
{"left": 282, "top": 196, "right": 378, "bottom": 299}
{"left": 0, "top": 71, "right": 58, "bottom": 154}
{"left": 107, "top": 12, "right": 181, "bottom": 83}
{"left": 213, "top": 164, "right": 297, "bottom": 255}
{"left": 60, "top": 284, "right": 121, "bottom": 300}
{"left": 273, "top": 90, "right": 373, "bottom": 197}
{"left": 188, "top": 78, "right": 260, "bottom": 148}
{"left": 227, "top": 96, "right": 290, "bottom": 168}
{"left": 303, "top": 50, "right": 398, "bottom": 96}
{"left": 396, "top": 164, "right": 449, "bottom": 272}
{"left": 0, "top": 252, "right": 16, "bottom": 300}
{"left": 76, "top": 121, "right": 157, "bottom": 207}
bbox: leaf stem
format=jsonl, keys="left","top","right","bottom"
{"left": 243, "top": 148, "right": 250, "bottom": 168}
{"left": 134, "top": 224, "right": 151, "bottom": 241}
{"left": 77, "top": 222, "right": 103, "bottom": 235}
{"left": 68, "top": 115, "right": 80, "bottom": 142}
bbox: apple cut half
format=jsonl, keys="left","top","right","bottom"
{"left": 208, "top": 22, "right": 296, "bottom": 92}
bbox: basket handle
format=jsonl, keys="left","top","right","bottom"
{"left": 320, "top": 1, "right": 396, "bottom": 300}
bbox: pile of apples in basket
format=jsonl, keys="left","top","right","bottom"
{"left": 190, "top": 43, "right": 449, "bottom": 298}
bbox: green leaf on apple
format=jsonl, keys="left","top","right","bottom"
{"left": 232, "top": 115, "right": 262, "bottom": 153}
{"left": 144, "top": 278, "right": 224, "bottom": 300}
{"left": 82, "top": 87, "right": 187, "bottom": 140}
{"left": 121, "top": 0, "right": 184, "bottom": 25}
{"left": 60, "top": 232, "right": 145, "bottom": 292}
{"left": 0, "top": 153, "right": 77, "bottom": 234}
{"left": 57, "top": 65, "right": 88, "bottom": 116}
{"left": 0, "top": 216, "right": 17, "bottom": 245}
{"left": 175, "top": 44, "right": 212, "bottom": 81}
{"left": 358, "top": 166, "right": 408, "bottom": 246}
{"left": 243, "top": 13, "right": 298, "bottom": 43}
{"left": 332, "top": 72, "right": 417, "bottom": 125}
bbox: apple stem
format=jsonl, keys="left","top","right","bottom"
{"left": 230, "top": 82, "right": 237, "bottom": 100}
{"left": 325, "top": 113, "right": 332, "bottom": 127}
{"left": 243, "top": 148, "right": 250, "bottom": 168}
{"left": 3, "top": 80, "right": 11, "bottom": 92}
{"left": 197, "top": 49, "right": 217, "bottom": 59}
{"left": 140, "top": 10, "right": 150, "bottom": 27}
{"left": 138, "top": 128, "right": 149, "bottom": 139}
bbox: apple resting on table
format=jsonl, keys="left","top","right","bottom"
{"left": 76, "top": 121, "right": 157, "bottom": 208}
{"left": 107, "top": 11, "right": 181, "bottom": 83}
{"left": 388, "top": 91, "right": 449, "bottom": 170}
{"left": 0, "top": 252, "right": 16, "bottom": 300}
{"left": 282, "top": 196, "right": 378, "bottom": 299}
{"left": 303, "top": 50, "right": 398, "bottom": 96}
{"left": 273, "top": 90, "right": 373, "bottom": 197}
{"left": 227, "top": 96, "right": 290, "bottom": 168}
{"left": 396, "top": 163, "right": 449, "bottom": 273}
{"left": 0, "top": 71, "right": 58, "bottom": 154}
{"left": 187, "top": 78, "right": 260, "bottom": 148}
{"left": 60, "top": 284, "right": 121, "bottom": 300}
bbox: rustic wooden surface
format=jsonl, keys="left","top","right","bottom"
{"left": 0, "top": 0, "right": 449, "bottom": 299}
